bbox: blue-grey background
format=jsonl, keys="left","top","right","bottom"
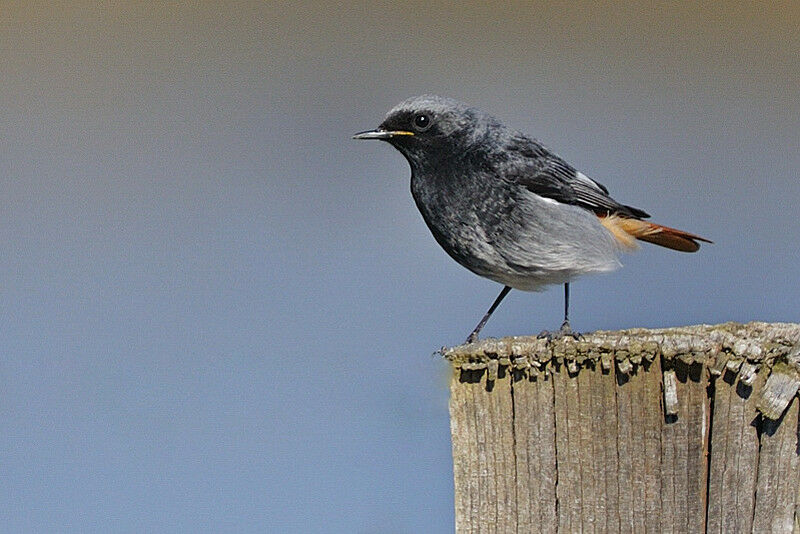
{"left": 1, "top": 2, "right": 797, "bottom": 532}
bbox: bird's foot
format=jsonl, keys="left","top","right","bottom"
{"left": 537, "top": 321, "right": 583, "bottom": 342}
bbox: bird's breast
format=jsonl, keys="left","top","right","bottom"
{"left": 410, "top": 171, "right": 517, "bottom": 277}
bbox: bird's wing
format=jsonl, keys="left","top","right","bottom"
{"left": 508, "top": 155, "right": 650, "bottom": 219}
{"left": 501, "top": 136, "right": 712, "bottom": 252}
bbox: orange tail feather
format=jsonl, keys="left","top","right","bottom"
{"left": 599, "top": 214, "right": 712, "bottom": 253}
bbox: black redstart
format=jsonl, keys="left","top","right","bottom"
{"left": 354, "top": 95, "right": 710, "bottom": 343}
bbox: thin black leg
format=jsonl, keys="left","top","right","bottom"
{"left": 537, "top": 283, "right": 580, "bottom": 341}
{"left": 560, "top": 282, "right": 573, "bottom": 334}
{"left": 465, "top": 285, "right": 512, "bottom": 344}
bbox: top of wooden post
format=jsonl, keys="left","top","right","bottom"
{"left": 443, "top": 321, "right": 800, "bottom": 420}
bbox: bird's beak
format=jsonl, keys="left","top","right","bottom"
{"left": 352, "top": 129, "right": 414, "bottom": 140}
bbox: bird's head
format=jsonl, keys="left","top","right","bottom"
{"left": 354, "top": 95, "right": 501, "bottom": 169}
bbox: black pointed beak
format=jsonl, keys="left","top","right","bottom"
{"left": 352, "top": 129, "right": 414, "bottom": 140}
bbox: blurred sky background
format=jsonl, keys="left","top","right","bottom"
{"left": 1, "top": 1, "right": 798, "bottom": 532}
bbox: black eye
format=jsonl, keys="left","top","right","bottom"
{"left": 413, "top": 113, "right": 432, "bottom": 131}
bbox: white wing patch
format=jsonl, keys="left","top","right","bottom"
{"left": 537, "top": 196, "right": 560, "bottom": 206}
{"left": 575, "top": 171, "right": 605, "bottom": 192}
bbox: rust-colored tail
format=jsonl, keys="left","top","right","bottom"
{"left": 599, "top": 214, "right": 712, "bottom": 253}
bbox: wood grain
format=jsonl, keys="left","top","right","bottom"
{"left": 445, "top": 322, "right": 800, "bottom": 533}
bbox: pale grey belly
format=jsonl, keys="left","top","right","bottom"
{"left": 423, "top": 191, "right": 622, "bottom": 291}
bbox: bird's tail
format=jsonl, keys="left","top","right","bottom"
{"left": 599, "top": 214, "right": 712, "bottom": 253}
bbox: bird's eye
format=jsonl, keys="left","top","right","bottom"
{"left": 413, "top": 113, "right": 432, "bottom": 131}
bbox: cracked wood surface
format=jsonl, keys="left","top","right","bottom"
{"left": 445, "top": 322, "right": 800, "bottom": 533}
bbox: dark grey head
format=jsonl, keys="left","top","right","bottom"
{"left": 353, "top": 95, "right": 506, "bottom": 169}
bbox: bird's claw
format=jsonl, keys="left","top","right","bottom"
{"left": 537, "top": 321, "right": 583, "bottom": 342}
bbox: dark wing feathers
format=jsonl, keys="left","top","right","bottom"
{"left": 505, "top": 139, "right": 649, "bottom": 219}
{"left": 569, "top": 178, "right": 651, "bottom": 219}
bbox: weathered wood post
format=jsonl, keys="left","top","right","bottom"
{"left": 445, "top": 322, "right": 800, "bottom": 533}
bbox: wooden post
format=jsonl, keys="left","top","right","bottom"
{"left": 444, "top": 322, "right": 800, "bottom": 533}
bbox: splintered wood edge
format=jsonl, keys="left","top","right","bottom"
{"left": 442, "top": 321, "right": 800, "bottom": 419}
{"left": 756, "top": 345, "right": 800, "bottom": 420}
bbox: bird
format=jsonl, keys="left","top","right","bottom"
{"left": 353, "top": 95, "right": 710, "bottom": 344}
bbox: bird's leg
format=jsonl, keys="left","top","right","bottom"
{"left": 538, "top": 283, "right": 581, "bottom": 341}
{"left": 560, "top": 282, "right": 572, "bottom": 334}
{"left": 465, "top": 286, "right": 512, "bottom": 344}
